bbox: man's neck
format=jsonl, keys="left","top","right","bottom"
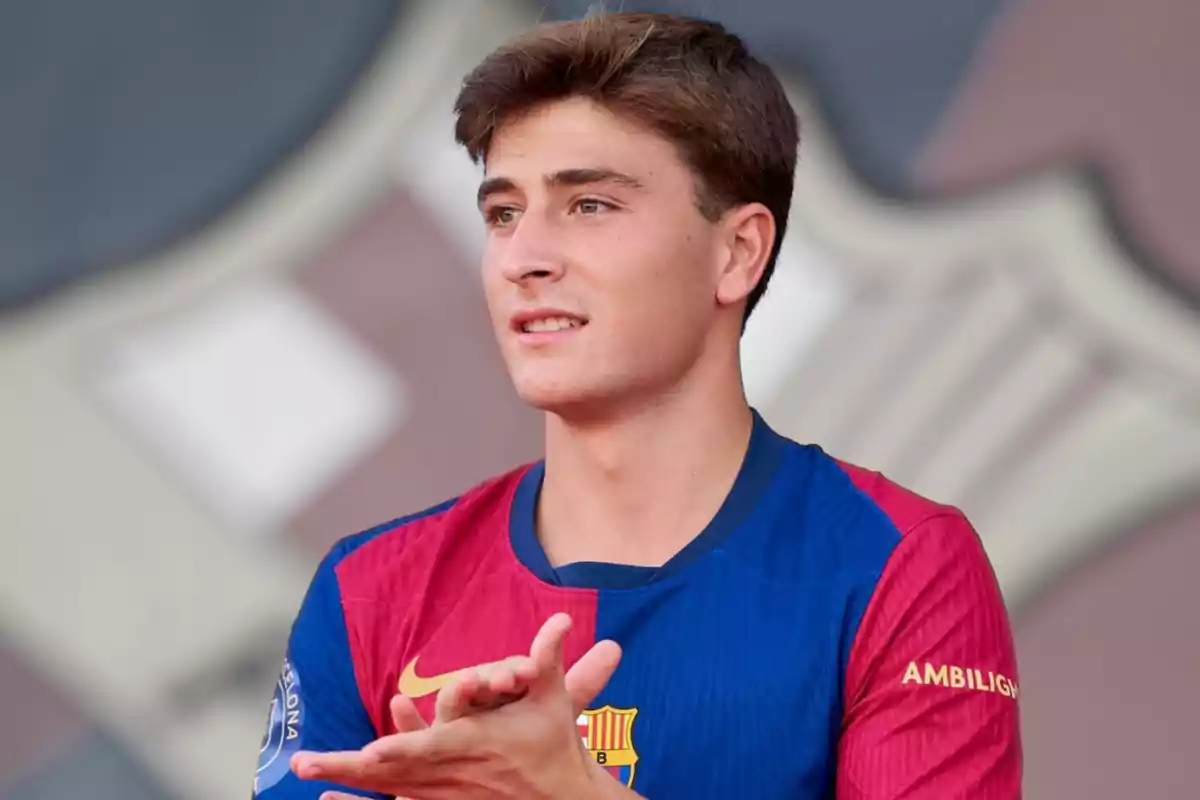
{"left": 537, "top": 373, "right": 754, "bottom": 569}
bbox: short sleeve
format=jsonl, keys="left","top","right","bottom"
{"left": 253, "top": 544, "right": 388, "bottom": 799}
{"left": 837, "top": 513, "right": 1022, "bottom": 799}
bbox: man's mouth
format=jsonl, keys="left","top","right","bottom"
{"left": 520, "top": 316, "right": 587, "bottom": 333}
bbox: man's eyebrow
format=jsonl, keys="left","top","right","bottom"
{"left": 476, "top": 168, "right": 645, "bottom": 209}
{"left": 477, "top": 176, "right": 517, "bottom": 210}
{"left": 546, "top": 167, "right": 645, "bottom": 191}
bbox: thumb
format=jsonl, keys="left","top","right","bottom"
{"left": 564, "top": 639, "right": 622, "bottom": 717}
{"left": 529, "top": 613, "right": 573, "bottom": 680}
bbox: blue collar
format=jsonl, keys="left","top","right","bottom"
{"left": 509, "top": 410, "right": 788, "bottom": 589}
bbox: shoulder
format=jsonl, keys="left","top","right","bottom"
{"left": 831, "top": 455, "right": 982, "bottom": 564}
{"left": 323, "top": 464, "right": 533, "bottom": 599}
{"left": 789, "top": 444, "right": 979, "bottom": 562}
{"left": 771, "top": 442, "right": 975, "bottom": 574}
{"left": 791, "top": 450, "right": 1015, "bottom": 677}
{"left": 829, "top": 456, "right": 993, "bottom": 585}
{"left": 823, "top": 458, "right": 1014, "bottom": 684}
{"left": 822, "top": 470, "right": 1021, "bottom": 794}
{"left": 772, "top": 443, "right": 1002, "bottom": 640}
{"left": 831, "top": 458, "right": 962, "bottom": 534}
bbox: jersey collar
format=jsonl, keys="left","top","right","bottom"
{"left": 508, "top": 409, "right": 788, "bottom": 589}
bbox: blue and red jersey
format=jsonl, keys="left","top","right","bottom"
{"left": 255, "top": 412, "right": 1021, "bottom": 798}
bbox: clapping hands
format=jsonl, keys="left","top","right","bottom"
{"left": 291, "top": 614, "right": 633, "bottom": 800}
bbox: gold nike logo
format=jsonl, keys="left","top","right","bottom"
{"left": 397, "top": 656, "right": 466, "bottom": 698}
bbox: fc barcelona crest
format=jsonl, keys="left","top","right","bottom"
{"left": 578, "top": 706, "right": 639, "bottom": 787}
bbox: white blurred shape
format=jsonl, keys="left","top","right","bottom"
{"left": 94, "top": 279, "right": 405, "bottom": 536}
{"left": 740, "top": 233, "right": 849, "bottom": 407}
{"left": 398, "top": 111, "right": 487, "bottom": 262}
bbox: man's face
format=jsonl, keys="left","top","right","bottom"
{"left": 478, "top": 97, "right": 725, "bottom": 415}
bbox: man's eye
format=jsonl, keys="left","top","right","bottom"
{"left": 485, "top": 206, "right": 520, "bottom": 226}
{"left": 572, "top": 198, "right": 613, "bottom": 215}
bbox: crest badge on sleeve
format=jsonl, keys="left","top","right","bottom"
{"left": 254, "top": 656, "right": 304, "bottom": 794}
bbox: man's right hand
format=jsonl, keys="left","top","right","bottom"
{"left": 296, "top": 615, "right": 633, "bottom": 800}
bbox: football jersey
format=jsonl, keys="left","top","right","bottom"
{"left": 254, "top": 412, "right": 1022, "bottom": 798}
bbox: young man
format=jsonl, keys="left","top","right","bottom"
{"left": 255, "top": 12, "right": 1022, "bottom": 800}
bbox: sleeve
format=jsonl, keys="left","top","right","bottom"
{"left": 253, "top": 544, "right": 388, "bottom": 800}
{"left": 837, "top": 512, "right": 1022, "bottom": 799}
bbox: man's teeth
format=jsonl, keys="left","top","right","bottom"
{"left": 522, "top": 316, "right": 583, "bottom": 333}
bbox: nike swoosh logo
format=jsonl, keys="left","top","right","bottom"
{"left": 397, "top": 656, "right": 466, "bottom": 698}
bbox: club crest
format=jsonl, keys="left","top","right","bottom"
{"left": 578, "top": 705, "right": 639, "bottom": 787}
{"left": 254, "top": 657, "right": 304, "bottom": 794}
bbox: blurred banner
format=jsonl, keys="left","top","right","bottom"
{"left": 1, "top": 0, "right": 1198, "bottom": 797}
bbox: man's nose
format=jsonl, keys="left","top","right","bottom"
{"left": 497, "top": 214, "right": 565, "bottom": 285}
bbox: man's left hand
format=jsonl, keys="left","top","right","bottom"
{"left": 290, "top": 613, "right": 627, "bottom": 800}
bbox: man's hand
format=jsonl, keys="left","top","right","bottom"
{"left": 290, "top": 614, "right": 637, "bottom": 800}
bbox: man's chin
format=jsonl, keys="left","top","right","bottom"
{"left": 516, "top": 382, "right": 615, "bottom": 420}
{"left": 520, "top": 389, "right": 594, "bottom": 414}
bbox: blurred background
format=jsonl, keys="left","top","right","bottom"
{"left": 2, "top": 0, "right": 1199, "bottom": 797}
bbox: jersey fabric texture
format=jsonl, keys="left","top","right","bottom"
{"left": 254, "top": 412, "right": 1022, "bottom": 798}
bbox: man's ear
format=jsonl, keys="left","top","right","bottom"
{"left": 715, "top": 202, "right": 775, "bottom": 308}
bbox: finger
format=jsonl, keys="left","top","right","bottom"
{"left": 478, "top": 658, "right": 520, "bottom": 696}
{"left": 478, "top": 655, "right": 537, "bottom": 702}
{"left": 319, "top": 793, "right": 375, "bottom": 800}
{"left": 291, "top": 750, "right": 381, "bottom": 786}
{"left": 511, "top": 655, "right": 541, "bottom": 685}
{"left": 296, "top": 733, "right": 439, "bottom": 792}
{"left": 291, "top": 750, "right": 356, "bottom": 780}
{"left": 434, "top": 668, "right": 485, "bottom": 723}
{"left": 565, "top": 639, "right": 622, "bottom": 716}
{"left": 390, "top": 693, "right": 428, "bottom": 732}
{"left": 528, "top": 613, "right": 573, "bottom": 681}
{"left": 440, "top": 656, "right": 537, "bottom": 722}
{"left": 362, "top": 723, "right": 462, "bottom": 761}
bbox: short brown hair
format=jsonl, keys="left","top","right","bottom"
{"left": 453, "top": 12, "right": 799, "bottom": 323}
